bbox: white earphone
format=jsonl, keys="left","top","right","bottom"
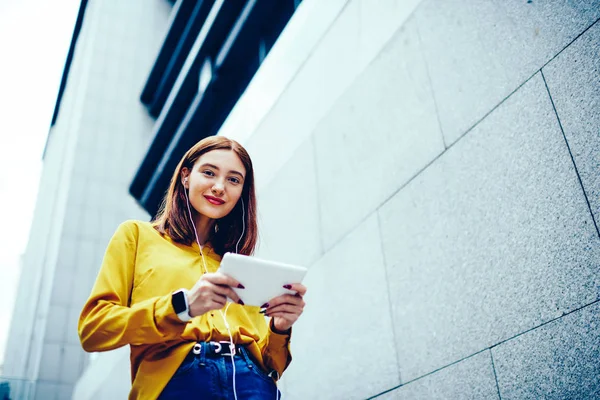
{"left": 183, "top": 182, "right": 254, "bottom": 400}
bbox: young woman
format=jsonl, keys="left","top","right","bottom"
{"left": 78, "top": 136, "right": 306, "bottom": 400}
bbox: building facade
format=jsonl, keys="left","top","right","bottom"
{"left": 4, "top": 0, "right": 600, "bottom": 399}
{"left": 1, "top": 1, "right": 172, "bottom": 398}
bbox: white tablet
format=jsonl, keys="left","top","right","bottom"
{"left": 219, "top": 252, "right": 308, "bottom": 307}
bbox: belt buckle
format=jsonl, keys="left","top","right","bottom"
{"left": 211, "top": 341, "right": 236, "bottom": 356}
{"left": 192, "top": 343, "right": 202, "bottom": 355}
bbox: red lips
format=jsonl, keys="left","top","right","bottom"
{"left": 204, "top": 195, "right": 225, "bottom": 205}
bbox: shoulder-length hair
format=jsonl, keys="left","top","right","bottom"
{"left": 152, "top": 136, "right": 258, "bottom": 256}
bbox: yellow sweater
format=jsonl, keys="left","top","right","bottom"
{"left": 78, "top": 220, "right": 291, "bottom": 399}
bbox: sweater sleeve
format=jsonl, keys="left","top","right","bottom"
{"left": 78, "top": 221, "right": 186, "bottom": 352}
{"left": 258, "top": 318, "right": 292, "bottom": 379}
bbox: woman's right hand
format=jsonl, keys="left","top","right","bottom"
{"left": 187, "top": 272, "right": 245, "bottom": 317}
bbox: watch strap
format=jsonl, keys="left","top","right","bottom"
{"left": 172, "top": 289, "right": 192, "bottom": 322}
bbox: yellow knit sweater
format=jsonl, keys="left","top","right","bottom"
{"left": 78, "top": 220, "right": 291, "bottom": 399}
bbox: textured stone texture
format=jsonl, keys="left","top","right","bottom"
{"left": 313, "top": 17, "right": 444, "bottom": 250}
{"left": 493, "top": 302, "right": 600, "bottom": 400}
{"left": 415, "top": 0, "right": 600, "bottom": 145}
{"left": 543, "top": 19, "right": 600, "bottom": 229}
{"left": 282, "top": 215, "right": 400, "bottom": 400}
{"left": 241, "top": 0, "right": 423, "bottom": 192}
{"left": 256, "top": 139, "right": 323, "bottom": 267}
{"left": 375, "top": 351, "right": 499, "bottom": 400}
{"left": 378, "top": 73, "right": 600, "bottom": 382}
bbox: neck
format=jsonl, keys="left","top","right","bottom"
{"left": 193, "top": 213, "right": 215, "bottom": 246}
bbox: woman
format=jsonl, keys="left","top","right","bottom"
{"left": 78, "top": 136, "right": 306, "bottom": 400}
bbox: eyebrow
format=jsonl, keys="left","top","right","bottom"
{"left": 200, "top": 163, "right": 245, "bottom": 178}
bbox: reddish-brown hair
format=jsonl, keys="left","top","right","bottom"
{"left": 152, "top": 136, "right": 258, "bottom": 256}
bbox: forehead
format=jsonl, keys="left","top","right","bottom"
{"left": 195, "top": 149, "right": 246, "bottom": 175}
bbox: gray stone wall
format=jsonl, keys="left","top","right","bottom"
{"left": 252, "top": 1, "right": 600, "bottom": 398}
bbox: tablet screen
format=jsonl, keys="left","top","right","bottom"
{"left": 219, "top": 253, "right": 308, "bottom": 307}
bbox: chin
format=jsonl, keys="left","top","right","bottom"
{"left": 195, "top": 203, "right": 232, "bottom": 220}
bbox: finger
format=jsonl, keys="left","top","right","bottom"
{"left": 204, "top": 272, "right": 245, "bottom": 289}
{"left": 266, "top": 311, "right": 297, "bottom": 320}
{"left": 283, "top": 283, "right": 307, "bottom": 296}
{"left": 266, "top": 304, "right": 303, "bottom": 315}
{"left": 210, "top": 284, "right": 243, "bottom": 305}
{"left": 266, "top": 294, "right": 304, "bottom": 308}
{"left": 208, "top": 295, "right": 227, "bottom": 310}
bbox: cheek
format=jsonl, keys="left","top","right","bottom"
{"left": 225, "top": 190, "right": 243, "bottom": 211}
{"left": 191, "top": 176, "right": 211, "bottom": 191}
{"left": 231, "top": 187, "right": 244, "bottom": 205}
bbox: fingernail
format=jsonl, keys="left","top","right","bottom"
{"left": 238, "top": 284, "right": 245, "bottom": 289}
{"left": 260, "top": 302, "right": 270, "bottom": 308}
{"left": 238, "top": 299, "right": 245, "bottom": 305}
{"left": 259, "top": 308, "right": 267, "bottom": 314}
{"left": 283, "top": 284, "right": 292, "bottom": 289}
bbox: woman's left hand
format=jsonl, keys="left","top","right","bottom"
{"left": 264, "top": 283, "right": 307, "bottom": 332}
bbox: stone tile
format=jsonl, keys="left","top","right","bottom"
{"left": 34, "top": 381, "right": 60, "bottom": 400}
{"left": 66, "top": 306, "right": 83, "bottom": 346}
{"left": 313, "top": 17, "right": 445, "bottom": 250}
{"left": 415, "top": 0, "right": 600, "bottom": 145}
{"left": 75, "top": 239, "right": 96, "bottom": 276}
{"left": 543, "top": 20, "right": 600, "bottom": 227}
{"left": 44, "top": 305, "right": 69, "bottom": 343}
{"left": 378, "top": 73, "right": 600, "bottom": 381}
{"left": 37, "top": 343, "right": 61, "bottom": 382}
{"left": 72, "top": 347, "right": 131, "bottom": 400}
{"left": 256, "top": 139, "right": 323, "bottom": 267}
{"left": 375, "top": 351, "right": 499, "bottom": 400}
{"left": 492, "top": 302, "right": 600, "bottom": 400}
{"left": 245, "top": 0, "right": 361, "bottom": 191}
{"left": 49, "top": 267, "right": 75, "bottom": 308}
{"left": 228, "top": 0, "right": 425, "bottom": 195}
{"left": 70, "top": 239, "right": 101, "bottom": 315}
{"left": 62, "top": 205, "right": 84, "bottom": 238}
{"left": 283, "top": 215, "right": 400, "bottom": 399}
{"left": 57, "top": 237, "right": 78, "bottom": 269}
{"left": 357, "top": 0, "right": 422, "bottom": 65}
{"left": 81, "top": 208, "right": 102, "bottom": 239}
{"left": 59, "top": 344, "right": 86, "bottom": 384}
{"left": 58, "top": 384, "right": 74, "bottom": 400}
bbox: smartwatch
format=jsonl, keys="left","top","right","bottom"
{"left": 171, "top": 289, "right": 192, "bottom": 322}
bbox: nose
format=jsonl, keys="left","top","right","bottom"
{"left": 211, "top": 181, "right": 224, "bottom": 195}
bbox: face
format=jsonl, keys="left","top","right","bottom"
{"left": 182, "top": 149, "right": 246, "bottom": 221}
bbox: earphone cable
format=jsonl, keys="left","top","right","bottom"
{"left": 184, "top": 184, "right": 278, "bottom": 400}
{"left": 185, "top": 186, "right": 239, "bottom": 400}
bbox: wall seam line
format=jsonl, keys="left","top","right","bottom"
{"left": 375, "top": 211, "right": 403, "bottom": 387}
{"left": 489, "top": 349, "right": 503, "bottom": 400}
{"left": 413, "top": 12, "right": 447, "bottom": 149}
{"left": 540, "top": 69, "right": 600, "bottom": 239}
{"left": 310, "top": 134, "right": 327, "bottom": 257}
{"left": 366, "top": 298, "right": 600, "bottom": 399}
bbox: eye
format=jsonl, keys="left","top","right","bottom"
{"left": 228, "top": 176, "right": 241, "bottom": 185}
{"left": 202, "top": 170, "right": 215, "bottom": 177}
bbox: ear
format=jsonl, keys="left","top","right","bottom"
{"left": 181, "top": 167, "right": 190, "bottom": 188}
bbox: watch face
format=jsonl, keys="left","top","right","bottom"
{"left": 172, "top": 291, "right": 187, "bottom": 314}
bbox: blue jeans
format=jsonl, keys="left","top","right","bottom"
{"left": 159, "top": 342, "right": 280, "bottom": 400}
